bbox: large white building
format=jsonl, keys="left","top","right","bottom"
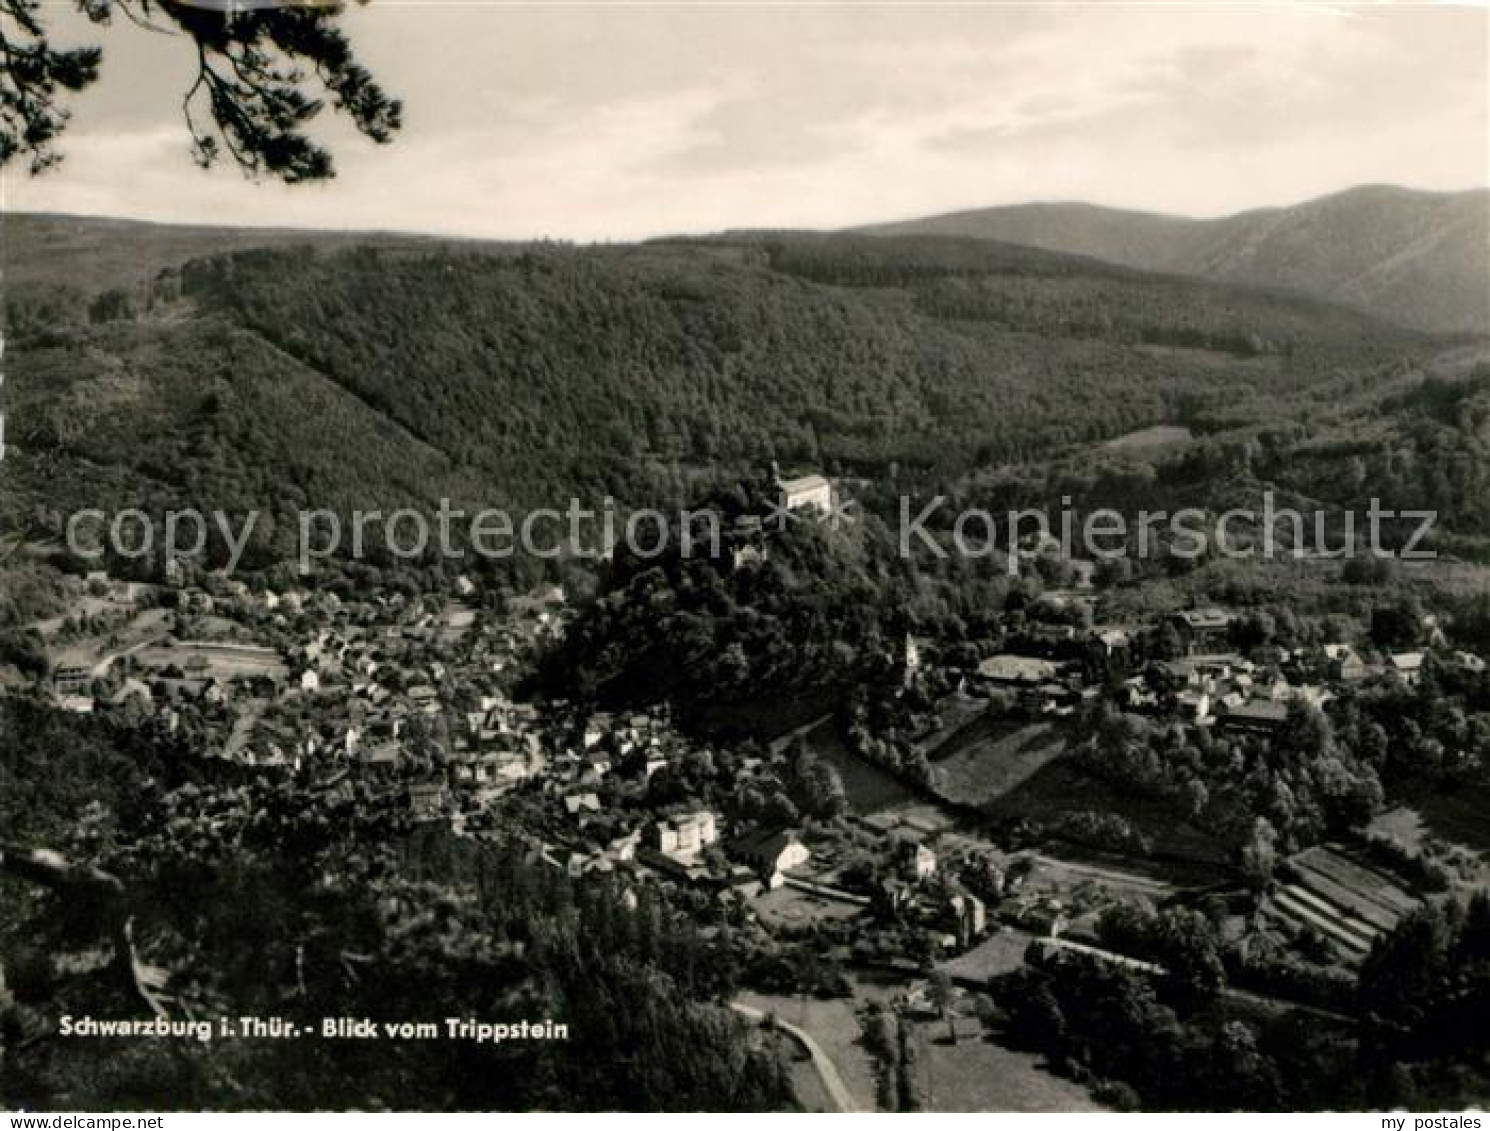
{"left": 774, "top": 464, "right": 834, "bottom": 514}
{"left": 654, "top": 810, "right": 719, "bottom": 858}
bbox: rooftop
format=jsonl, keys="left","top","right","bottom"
{"left": 777, "top": 473, "right": 830, "bottom": 494}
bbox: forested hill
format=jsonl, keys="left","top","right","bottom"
{"left": 859, "top": 185, "right": 1490, "bottom": 336}
{"left": 3, "top": 212, "right": 477, "bottom": 294}
{"left": 3, "top": 217, "right": 1444, "bottom": 572}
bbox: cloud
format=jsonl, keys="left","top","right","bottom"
{"left": 5, "top": 2, "right": 1485, "bottom": 237}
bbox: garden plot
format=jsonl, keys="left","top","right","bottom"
{"left": 1264, "top": 844, "right": 1419, "bottom": 965}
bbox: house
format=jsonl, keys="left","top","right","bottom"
{"left": 563, "top": 792, "right": 602, "bottom": 817}
{"left": 1176, "top": 688, "right": 1211, "bottom": 722}
{"left": 459, "top": 749, "right": 536, "bottom": 791}
{"left": 55, "top": 693, "right": 95, "bottom": 714}
{"left": 563, "top": 851, "right": 598, "bottom": 879}
{"left": 730, "top": 827, "right": 810, "bottom": 880}
{"left": 1389, "top": 652, "right": 1426, "bottom": 685}
{"left": 407, "top": 779, "right": 449, "bottom": 820}
{"left": 365, "top": 713, "right": 402, "bottom": 742}
{"left": 1423, "top": 615, "right": 1449, "bottom": 649}
{"left": 731, "top": 544, "right": 768, "bottom": 569}
{"left": 52, "top": 665, "right": 91, "bottom": 694}
{"left": 582, "top": 750, "right": 612, "bottom": 778}
{"left": 897, "top": 981, "right": 950, "bottom": 1019}
{"left": 108, "top": 678, "right": 153, "bottom": 708}
{"left": 605, "top": 830, "right": 640, "bottom": 864}
{"left": 1166, "top": 608, "right": 1234, "bottom": 654}
{"left": 1015, "top": 897, "right": 1068, "bottom": 938}
{"left": 874, "top": 878, "right": 916, "bottom": 917}
{"left": 1219, "top": 698, "right": 1290, "bottom": 735}
{"left": 1324, "top": 643, "right": 1369, "bottom": 683}
{"left": 243, "top": 741, "right": 294, "bottom": 770}
{"left": 1024, "top": 682, "right": 1067, "bottom": 717}
{"left": 946, "top": 892, "right": 987, "bottom": 947}
{"left": 182, "top": 589, "right": 215, "bottom": 614}
{"left": 904, "top": 634, "right": 926, "bottom": 674}
{"left": 775, "top": 468, "right": 834, "bottom": 515}
{"left": 1122, "top": 676, "right": 1159, "bottom": 711}
{"left": 354, "top": 742, "right": 403, "bottom": 772}
{"left": 654, "top": 809, "right": 719, "bottom": 858}
{"left": 298, "top": 669, "right": 320, "bottom": 693}
{"left": 901, "top": 840, "right": 937, "bottom": 881}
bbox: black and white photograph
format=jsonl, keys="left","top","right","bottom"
{"left": 1, "top": 0, "right": 1488, "bottom": 1116}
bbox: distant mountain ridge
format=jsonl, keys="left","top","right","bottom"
{"left": 859, "top": 185, "right": 1490, "bottom": 335}
{"left": 1, "top": 212, "right": 472, "bottom": 295}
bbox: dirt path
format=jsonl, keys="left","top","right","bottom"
{"left": 730, "top": 1000, "right": 858, "bottom": 1113}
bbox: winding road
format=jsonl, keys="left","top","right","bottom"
{"left": 729, "top": 1000, "right": 858, "bottom": 1113}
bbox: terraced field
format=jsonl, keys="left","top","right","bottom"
{"left": 1264, "top": 844, "right": 1419, "bottom": 965}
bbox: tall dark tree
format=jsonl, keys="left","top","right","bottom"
{"left": 0, "top": 0, "right": 400, "bottom": 179}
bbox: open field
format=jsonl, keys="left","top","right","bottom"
{"left": 909, "top": 1015, "right": 1106, "bottom": 1112}
{"left": 862, "top": 800, "right": 962, "bottom": 839}
{"left": 735, "top": 992, "right": 881, "bottom": 1113}
{"left": 913, "top": 691, "right": 988, "bottom": 757}
{"left": 982, "top": 756, "right": 1231, "bottom": 869}
{"left": 27, "top": 594, "right": 118, "bottom": 638}
{"left": 734, "top": 986, "right": 1101, "bottom": 1112}
{"left": 751, "top": 883, "right": 867, "bottom": 930}
{"left": 936, "top": 929, "right": 1032, "bottom": 987}
{"left": 1368, "top": 807, "right": 1430, "bottom": 851}
{"left": 1371, "top": 803, "right": 1490, "bottom": 892}
{"left": 930, "top": 720, "right": 1068, "bottom": 807}
{"left": 133, "top": 641, "right": 288, "bottom": 681}
{"left": 781, "top": 1043, "right": 835, "bottom": 1113}
{"left": 1414, "top": 782, "right": 1490, "bottom": 854}
{"left": 46, "top": 608, "right": 171, "bottom": 673}
{"left": 1025, "top": 851, "right": 1180, "bottom": 901}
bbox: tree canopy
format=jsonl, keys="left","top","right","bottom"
{"left": 0, "top": 0, "right": 399, "bottom": 179}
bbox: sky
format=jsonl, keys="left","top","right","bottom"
{"left": 3, "top": 1, "right": 1487, "bottom": 240}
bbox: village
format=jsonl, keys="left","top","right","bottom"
{"left": 12, "top": 469, "right": 1490, "bottom": 1112}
